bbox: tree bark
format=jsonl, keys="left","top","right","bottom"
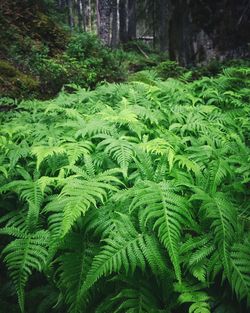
{"left": 128, "top": 0, "right": 136, "bottom": 40}
{"left": 97, "top": 0, "right": 112, "bottom": 45}
{"left": 155, "top": 0, "right": 172, "bottom": 52}
{"left": 85, "top": 0, "right": 91, "bottom": 31}
{"left": 77, "top": 0, "right": 85, "bottom": 31}
{"left": 111, "top": 0, "right": 118, "bottom": 47}
{"left": 169, "top": 0, "right": 194, "bottom": 65}
{"left": 67, "top": 0, "right": 75, "bottom": 30}
{"left": 119, "top": 0, "right": 128, "bottom": 43}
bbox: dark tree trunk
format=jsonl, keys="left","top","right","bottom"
{"left": 67, "top": 0, "right": 74, "bottom": 30}
{"left": 168, "top": 0, "right": 250, "bottom": 65}
{"left": 152, "top": 0, "right": 156, "bottom": 48}
{"left": 58, "top": 0, "right": 67, "bottom": 9}
{"left": 77, "top": 0, "right": 85, "bottom": 31}
{"left": 155, "top": 0, "right": 172, "bottom": 52}
{"left": 119, "top": 0, "right": 128, "bottom": 43}
{"left": 169, "top": 0, "right": 194, "bottom": 65}
{"left": 128, "top": 0, "right": 136, "bottom": 40}
{"left": 97, "top": 0, "right": 112, "bottom": 45}
{"left": 111, "top": 0, "right": 118, "bottom": 47}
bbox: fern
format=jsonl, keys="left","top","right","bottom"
{"left": 1, "top": 228, "right": 49, "bottom": 312}
{"left": 0, "top": 64, "right": 249, "bottom": 312}
{"left": 96, "top": 135, "right": 135, "bottom": 176}
{"left": 130, "top": 180, "right": 194, "bottom": 282}
{"left": 229, "top": 243, "right": 250, "bottom": 305}
{"left": 82, "top": 213, "right": 166, "bottom": 293}
{"left": 45, "top": 169, "right": 122, "bottom": 237}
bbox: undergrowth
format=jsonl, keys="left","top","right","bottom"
{"left": 0, "top": 66, "right": 249, "bottom": 312}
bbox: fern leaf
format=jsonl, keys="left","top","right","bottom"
{"left": 81, "top": 234, "right": 146, "bottom": 293}
{"left": 2, "top": 230, "right": 49, "bottom": 312}
{"left": 46, "top": 170, "right": 121, "bottom": 237}
{"left": 131, "top": 180, "right": 193, "bottom": 282}
{"left": 32, "top": 146, "right": 66, "bottom": 169}
{"left": 57, "top": 234, "right": 95, "bottom": 313}
{"left": 230, "top": 243, "right": 250, "bottom": 305}
{"left": 97, "top": 135, "right": 134, "bottom": 177}
{"left": 208, "top": 193, "right": 237, "bottom": 277}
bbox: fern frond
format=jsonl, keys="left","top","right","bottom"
{"left": 57, "top": 234, "right": 95, "bottom": 313}
{"left": 230, "top": 243, "right": 250, "bottom": 305}
{"left": 1, "top": 230, "right": 49, "bottom": 312}
{"left": 196, "top": 192, "right": 237, "bottom": 277}
{"left": 0, "top": 179, "right": 44, "bottom": 231}
{"left": 45, "top": 170, "right": 121, "bottom": 237}
{"left": 208, "top": 159, "right": 232, "bottom": 194}
{"left": 32, "top": 146, "right": 66, "bottom": 169}
{"left": 81, "top": 214, "right": 166, "bottom": 294}
{"left": 175, "top": 282, "right": 211, "bottom": 313}
{"left": 131, "top": 180, "right": 193, "bottom": 282}
{"left": 97, "top": 135, "right": 135, "bottom": 177}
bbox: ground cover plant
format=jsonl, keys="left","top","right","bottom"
{"left": 0, "top": 66, "right": 250, "bottom": 312}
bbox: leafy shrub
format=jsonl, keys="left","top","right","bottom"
{"left": 26, "top": 33, "right": 126, "bottom": 96}
{"left": 66, "top": 32, "right": 103, "bottom": 59}
{"left": 0, "top": 66, "right": 249, "bottom": 313}
{"left": 66, "top": 33, "right": 125, "bottom": 84}
{"left": 156, "top": 60, "right": 186, "bottom": 79}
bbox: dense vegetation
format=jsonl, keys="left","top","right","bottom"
{"left": 1, "top": 0, "right": 249, "bottom": 99}
{"left": 0, "top": 66, "right": 249, "bottom": 312}
{"left": 1, "top": 0, "right": 250, "bottom": 312}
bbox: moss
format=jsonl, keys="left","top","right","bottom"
{"left": 0, "top": 60, "right": 39, "bottom": 98}
{"left": 34, "top": 12, "right": 69, "bottom": 53}
{"left": 0, "top": 61, "right": 19, "bottom": 77}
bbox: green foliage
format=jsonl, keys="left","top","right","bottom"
{"left": 25, "top": 33, "right": 126, "bottom": 96}
{"left": 156, "top": 60, "right": 186, "bottom": 79}
{"left": 0, "top": 60, "right": 39, "bottom": 98}
{"left": 0, "top": 65, "right": 249, "bottom": 312}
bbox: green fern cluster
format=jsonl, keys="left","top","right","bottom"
{"left": 0, "top": 66, "right": 249, "bottom": 312}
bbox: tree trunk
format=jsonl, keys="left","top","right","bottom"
{"left": 85, "top": 0, "right": 91, "bottom": 31}
{"left": 111, "top": 0, "right": 118, "bottom": 47}
{"left": 153, "top": 0, "right": 156, "bottom": 48}
{"left": 128, "top": 0, "right": 136, "bottom": 40}
{"left": 169, "top": 0, "right": 194, "bottom": 65}
{"left": 119, "top": 0, "right": 128, "bottom": 43}
{"left": 77, "top": 0, "right": 85, "bottom": 31}
{"left": 58, "top": 0, "right": 67, "bottom": 9}
{"left": 155, "top": 0, "right": 172, "bottom": 52}
{"left": 67, "top": 0, "right": 74, "bottom": 30}
{"left": 97, "top": 0, "right": 112, "bottom": 45}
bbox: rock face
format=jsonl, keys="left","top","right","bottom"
{"left": 169, "top": 0, "right": 250, "bottom": 65}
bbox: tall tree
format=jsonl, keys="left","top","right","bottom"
{"left": 111, "top": 0, "right": 118, "bottom": 47}
{"left": 84, "top": 0, "right": 92, "bottom": 31}
{"left": 128, "top": 0, "right": 136, "bottom": 40}
{"left": 155, "top": 0, "right": 172, "bottom": 52}
{"left": 169, "top": 0, "right": 194, "bottom": 65}
{"left": 119, "top": 0, "right": 128, "bottom": 43}
{"left": 97, "top": 0, "right": 112, "bottom": 45}
{"left": 67, "top": 0, "right": 75, "bottom": 29}
{"left": 77, "top": 0, "right": 85, "bottom": 31}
